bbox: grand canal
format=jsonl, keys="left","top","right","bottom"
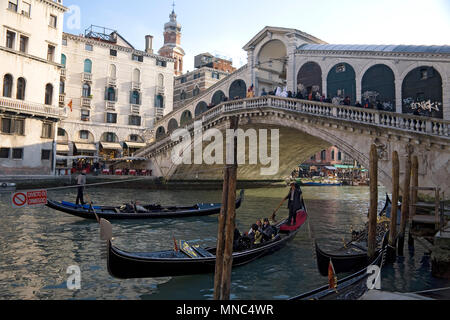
{"left": 1, "top": 186, "right": 449, "bottom": 300}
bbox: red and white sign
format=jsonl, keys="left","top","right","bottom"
{"left": 12, "top": 190, "right": 47, "bottom": 208}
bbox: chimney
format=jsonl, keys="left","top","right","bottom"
{"left": 145, "top": 35, "right": 153, "bottom": 54}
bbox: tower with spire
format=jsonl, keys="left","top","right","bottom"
{"left": 158, "top": 2, "right": 185, "bottom": 76}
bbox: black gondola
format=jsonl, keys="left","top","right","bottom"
{"left": 46, "top": 190, "right": 244, "bottom": 220}
{"left": 100, "top": 206, "right": 308, "bottom": 279}
{"left": 315, "top": 195, "right": 392, "bottom": 276}
{"left": 291, "top": 247, "right": 387, "bottom": 300}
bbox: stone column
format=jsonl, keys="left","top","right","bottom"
{"left": 286, "top": 41, "right": 297, "bottom": 93}
{"left": 443, "top": 81, "right": 449, "bottom": 121}
{"left": 356, "top": 74, "right": 362, "bottom": 104}
{"left": 395, "top": 79, "right": 403, "bottom": 114}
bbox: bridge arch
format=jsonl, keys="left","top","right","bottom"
{"left": 195, "top": 101, "right": 208, "bottom": 117}
{"left": 327, "top": 62, "right": 356, "bottom": 105}
{"left": 155, "top": 126, "right": 166, "bottom": 140}
{"left": 257, "top": 39, "right": 288, "bottom": 90}
{"left": 180, "top": 110, "right": 193, "bottom": 127}
{"left": 167, "top": 118, "right": 179, "bottom": 133}
{"left": 211, "top": 90, "right": 226, "bottom": 105}
{"left": 361, "top": 64, "right": 396, "bottom": 111}
{"left": 297, "top": 61, "right": 323, "bottom": 97}
{"left": 229, "top": 79, "right": 247, "bottom": 100}
{"left": 402, "top": 66, "right": 443, "bottom": 119}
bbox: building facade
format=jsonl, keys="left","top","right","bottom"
{"left": 0, "top": 0, "right": 67, "bottom": 175}
{"left": 58, "top": 26, "right": 175, "bottom": 164}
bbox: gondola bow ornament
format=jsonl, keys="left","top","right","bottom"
{"left": 328, "top": 259, "right": 338, "bottom": 292}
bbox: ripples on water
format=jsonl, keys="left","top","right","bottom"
{"left": 0, "top": 186, "right": 448, "bottom": 300}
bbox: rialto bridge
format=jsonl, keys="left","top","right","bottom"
{"left": 134, "top": 27, "right": 450, "bottom": 192}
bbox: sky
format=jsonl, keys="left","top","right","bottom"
{"left": 62, "top": 0, "right": 450, "bottom": 72}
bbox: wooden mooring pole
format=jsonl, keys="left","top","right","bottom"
{"left": 388, "top": 151, "right": 400, "bottom": 261}
{"left": 214, "top": 116, "right": 239, "bottom": 300}
{"left": 398, "top": 146, "right": 412, "bottom": 256}
{"left": 368, "top": 144, "right": 378, "bottom": 261}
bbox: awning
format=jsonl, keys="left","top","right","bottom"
{"left": 124, "top": 141, "right": 147, "bottom": 149}
{"left": 74, "top": 143, "right": 97, "bottom": 152}
{"left": 100, "top": 142, "right": 123, "bottom": 151}
{"left": 56, "top": 155, "right": 101, "bottom": 160}
{"left": 56, "top": 144, "right": 70, "bottom": 153}
{"left": 325, "top": 166, "right": 337, "bottom": 171}
{"left": 335, "top": 165, "right": 355, "bottom": 169}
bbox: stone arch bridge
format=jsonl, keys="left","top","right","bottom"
{"left": 135, "top": 96, "right": 450, "bottom": 193}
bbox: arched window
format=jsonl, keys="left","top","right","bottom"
{"left": 106, "top": 87, "right": 116, "bottom": 101}
{"left": 16, "top": 77, "right": 26, "bottom": 100}
{"left": 158, "top": 74, "right": 164, "bottom": 87}
{"left": 193, "top": 86, "right": 200, "bottom": 97}
{"left": 82, "top": 83, "right": 91, "bottom": 97}
{"left": 155, "top": 95, "right": 164, "bottom": 108}
{"left": 84, "top": 59, "right": 92, "bottom": 73}
{"left": 3, "top": 74, "right": 13, "bottom": 98}
{"left": 331, "top": 150, "right": 335, "bottom": 161}
{"left": 180, "top": 110, "right": 192, "bottom": 127}
{"left": 109, "top": 64, "right": 116, "bottom": 79}
{"left": 180, "top": 90, "right": 187, "bottom": 100}
{"left": 61, "top": 54, "right": 66, "bottom": 67}
{"left": 133, "top": 68, "right": 141, "bottom": 83}
{"left": 45, "top": 83, "right": 53, "bottom": 105}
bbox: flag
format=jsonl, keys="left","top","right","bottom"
{"left": 68, "top": 99, "right": 73, "bottom": 112}
{"left": 328, "top": 259, "right": 338, "bottom": 291}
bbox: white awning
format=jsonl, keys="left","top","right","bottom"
{"left": 56, "top": 144, "right": 70, "bottom": 153}
{"left": 74, "top": 143, "right": 97, "bottom": 152}
{"left": 124, "top": 141, "right": 147, "bottom": 149}
{"left": 325, "top": 166, "right": 337, "bottom": 171}
{"left": 100, "top": 142, "right": 123, "bottom": 150}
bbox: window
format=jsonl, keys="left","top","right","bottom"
{"left": 130, "top": 91, "right": 140, "bottom": 105}
{"left": 61, "top": 54, "right": 66, "bottom": 67}
{"left": 47, "top": 45, "right": 55, "bottom": 62}
{"left": 85, "top": 43, "right": 93, "bottom": 51}
{"left": 19, "top": 35, "right": 28, "bottom": 53}
{"left": 22, "top": 2, "right": 31, "bottom": 17}
{"left": 321, "top": 150, "right": 326, "bottom": 161}
{"left": 193, "top": 73, "right": 201, "bottom": 80}
{"left": 129, "top": 135, "right": 139, "bottom": 142}
{"left": 106, "top": 113, "right": 117, "bottom": 124}
{"left": 45, "top": 84, "right": 53, "bottom": 105}
{"left": 57, "top": 128, "right": 66, "bottom": 137}
{"left": 156, "top": 60, "right": 166, "bottom": 67}
{"left": 84, "top": 59, "right": 92, "bottom": 73}
{"left": 3, "top": 74, "right": 13, "bottom": 97}
{"left": 132, "top": 54, "right": 143, "bottom": 62}
{"left": 193, "top": 87, "right": 200, "bottom": 97}
{"left": 59, "top": 80, "right": 65, "bottom": 95}
{"left": 62, "top": 38, "right": 67, "bottom": 46}
{"left": 81, "top": 109, "right": 90, "bottom": 121}
{"left": 14, "top": 119, "right": 24, "bottom": 135}
{"left": 180, "top": 77, "right": 187, "bottom": 84}
{"left": 6, "top": 31, "right": 15, "bottom": 49}
{"left": 41, "top": 150, "right": 51, "bottom": 160}
{"left": 49, "top": 15, "right": 57, "bottom": 28}
{"left": 16, "top": 78, "right": 26, "bottom": 100}
{"left": 106, "top": 87, "right": 116, "bottom": 101}
{"left": 8, "top": 0, "right": 18, "bottom": 12}
{"left": 1, "top": 118, "right": 12, "bottom": 134}
{"left": 0, "top": 148, "right": 9, "bottom": 159}
{"left": 212, "top": 72, "right": 220, "bottom": 80}
{"left": 331, "top": 150, "right": 335, "bottom": 161}
{"left": 12, "top": 148, "right": 23, "bottom": 160}
{"left": 110, "top": 49, "right": 117, "bottom": 57}
{"left": 105, "top": 132, "right": 115, "bottom": 143}
{"left": 82, "top": 83, "right": 91, "bottom": 97}
{"left": 338, "top": 152, "right": 342, "bottom": 161}
{"left": 129, "top": 115, "right": 141, "bottom": 126}
{"left": 42, "top": 123, "right": 52, "bottom": 138}
{"left": 109, "top": 65, "right": 117, "bottom": 79}
{"left": 80, "top": 131, "right": 89, "bottom": 140}
{"left": 155, "top": 95, "right": 164, "bottom": 108}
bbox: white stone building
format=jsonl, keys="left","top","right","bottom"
{"left": 59, "top": 26, "right": 175, "bottom": 164}
{"left": 0, "top": 0, "right": 67, "bottom": 175}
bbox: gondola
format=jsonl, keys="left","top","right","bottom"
{"left": 46, "top": 190, "right": 244, "bottom": 220}
{"left": 100, "top": 205, "right": 308, "bottom": 279}
{"left": 315, "top": 194, "right": 392, "bottom": 276}
{"left": 291, "top": 247, "right": 387, "bottom": 300}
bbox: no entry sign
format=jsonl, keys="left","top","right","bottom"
{"left": 12, "top": 190, "right": 47, "bottom": 208}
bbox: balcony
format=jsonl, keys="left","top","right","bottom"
{"left": 59, "top": 94, "right": 65, "bottom": 107}
{"left": 0, "top": 96, "right": 66, "bottom": 119}
{"left": 131, "top": 104, "right": 140, "bottom": 115}
{"left": 155, "top": 108, "right": 164, "bottom": 118}
{"left": 132, "top": 81, "right": 141, "bottom": 91}
{"left": 81, "top": 97, "right": 92, "bottom": 108}
{"left": 60, "top": 68, "right": 66, "bottom": 78}
{"left": 108, "top": 77, "right": 117, "bottom": 87}
{"left": 106, "top": 101, "right": 116, "bottom": 111}
{"left": 156, "top": 85, "right": 165, "bottom": 95}
{"left": 82, "top": 72, "right": 92, "bottom": 82}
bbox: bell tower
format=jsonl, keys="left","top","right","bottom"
{"left": 158, "top": 3, "right": 185, "bottom": 76}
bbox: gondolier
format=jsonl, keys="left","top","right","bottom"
{"left": 76, "top": 170, "right": 86, "bottom": 206}
{"left": 284, "top": 181, "right": 303, "bottom": 226}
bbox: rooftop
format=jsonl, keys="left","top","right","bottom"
{"left": 297, "top": 44, "right": 450, "bottom": 54}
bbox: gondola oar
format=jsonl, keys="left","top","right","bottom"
{"left": 84, "top": 190, "right": 100, "bottom": 224}
{"left": 271, "top": 197, "right": 287, "bottom": 223}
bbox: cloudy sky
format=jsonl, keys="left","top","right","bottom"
{"left": 63, "top": 0, "right": 450, "bottom": 71}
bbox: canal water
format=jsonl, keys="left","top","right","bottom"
{"left": 0, "top": 186, "right": 449, "bottom": 300}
